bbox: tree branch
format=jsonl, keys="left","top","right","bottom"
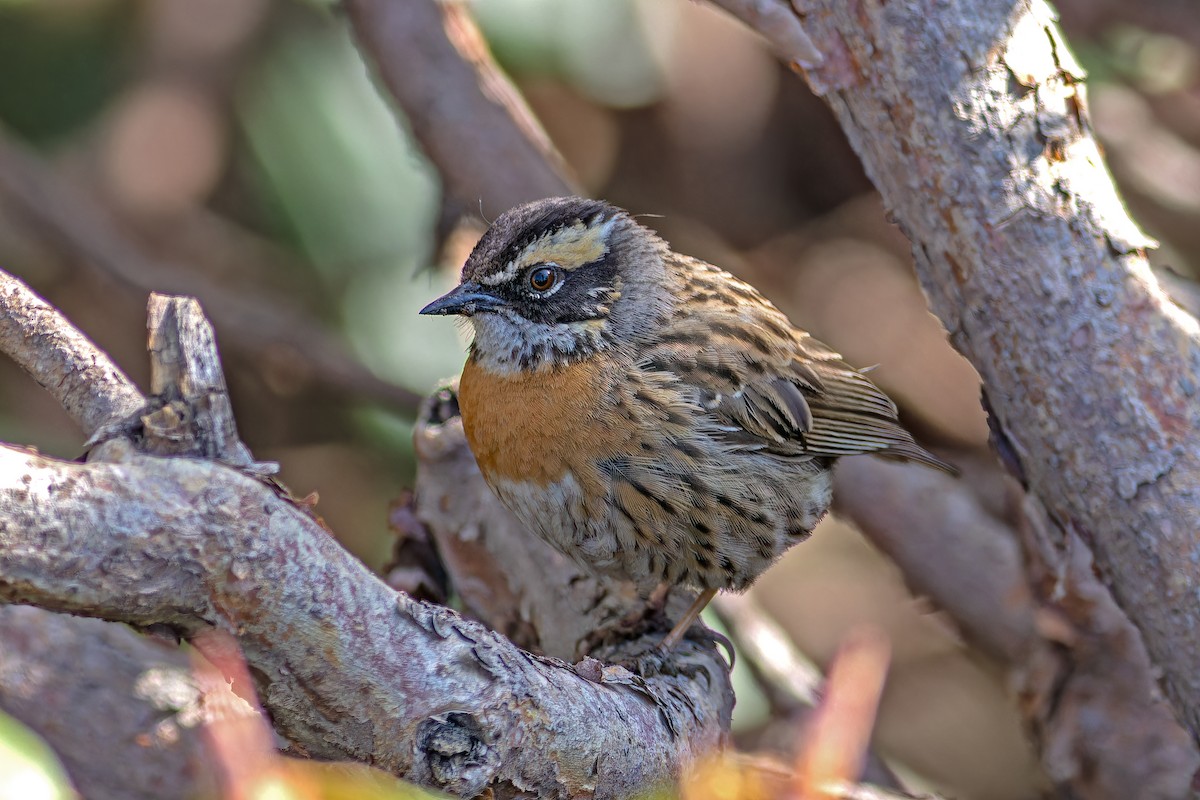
{"left": 0, "top": 270, "right": 143, "bottom": 435}
{"left": 0, "top": 606, "right": 213, "bottom": 800}
{"left": 708, "top": 0, "right": 823, "bottom": 69}
{"left": 833, "top": 456, "right": 1198, "bottom": 798}
{"left": 716, "top": 0, "right": 1200, "bottom": 744}
{"left": 0, "top": 269, "right": 732, "bottom": 797}
{"left": 0, "top": 443, "right": 730, "bottom": 796}
{"left": 0, "top": 272, "right": 216, "bottom": 797}
{"left": 833, "top": 458, "right": 1033, "bottom": 662}
{"left": 342, "top": 0, "right": 575, "bottom": 213}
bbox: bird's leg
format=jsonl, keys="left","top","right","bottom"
{"left": 659, "top": 587, "right": 718, "bottom": 651}
{"left": 578, "top": 583, "right": 674, "bottom": 657}
{"left": 608, "top": 582, "right": 671, "bottom": 630}
{"left": 646, "top": 581, "right": 671, "bottom": 613}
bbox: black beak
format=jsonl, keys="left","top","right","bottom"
{"left": 419, "top": 281, "right": 503, "bottom": 317}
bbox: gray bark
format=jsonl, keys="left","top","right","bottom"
{"left": 716, "top": 0, "right": 1200, "bottom": 744}
{"left": 0, "top": 270, "right": 733, "bottom": 798}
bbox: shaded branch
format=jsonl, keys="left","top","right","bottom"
{"left": 342, "top": 0, "right": 576, "bottom": 213}
{"left": 0, "top": 126, "right": 422, "bottom": 413}
{"left": 0, "top": 606, "right": 213, "bottom": 800}
{"left": 833, "top": 458, "right": 1034, "bottom": 662}
{"left": 833, "top": 456, "right": 1197, "bottom": 798}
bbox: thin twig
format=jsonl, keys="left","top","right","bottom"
{"left": 708, "top": 0, "right": 823, "bottom": 68}
{"left": 0, "top": 268, "right": 144, "bottom": 436}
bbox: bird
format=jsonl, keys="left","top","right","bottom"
{"left": 420, "top": 197, "right": 954, "bottom": 651}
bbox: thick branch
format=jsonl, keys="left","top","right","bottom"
{"left": 833, "top": 457, "right": 1197, "bottom": 798}
{"left": 0, "top": 272, "right": 213, "bottom": 796}
{"left": 719, "top": 0, "right": 1200, "bottom": 740}
{"left": 0, "top": 443, "right": 729, "bottom": 797}
{"left": 0, "top": 606, "right": 212, "bottom": 800}
{"left": 833, "top": 458, "right": 1034, "bottom": 662}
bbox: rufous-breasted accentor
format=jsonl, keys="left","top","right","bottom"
{"left": 421, "top": 197, "right": 953, "bottom": 649}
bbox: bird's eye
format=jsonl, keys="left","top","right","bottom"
{"left": 528, "top": 266, "right": 557, "bottom": 292}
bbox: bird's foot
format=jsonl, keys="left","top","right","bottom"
{"left": 577, "top": 584, "right": 673, "bottom": 658}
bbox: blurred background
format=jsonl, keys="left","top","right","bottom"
{"left": 0, "top": 0, "right": 1196, "bottom": 797}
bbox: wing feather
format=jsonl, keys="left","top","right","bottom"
{"left": 646, "top": 261, "right": 956, "bottom": 474}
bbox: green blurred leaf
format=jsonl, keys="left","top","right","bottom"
{"left": 0, "top": 710, "right": 74, "bottom": 800}
{"left": 475, "top": 0, "right": 675, "bottom": 108}
{"left": 239, "top": 19, "right": 437, "bottom": 279}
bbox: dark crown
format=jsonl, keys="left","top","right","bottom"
{"left": 463, "top": 197, "right": 618, "bottom": 282}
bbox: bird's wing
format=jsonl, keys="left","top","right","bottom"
{"left": 643, "top": 261, "right": 954, "bottom": 472}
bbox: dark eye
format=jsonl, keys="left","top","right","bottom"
{"left": 528, "top": 266, "right": 557, "bottom": 292}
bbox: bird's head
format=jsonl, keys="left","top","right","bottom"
{"left": 420, "top": 197, "right": 671, "bottom": 372}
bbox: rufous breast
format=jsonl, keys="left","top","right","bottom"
{"left": 458, "top": 355, "right": 632, "bottom": 494}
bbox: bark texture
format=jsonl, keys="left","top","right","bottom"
{"left": 718, "top": 0, "right": 1200, "bottom": 740}
{"left": 0, "top": 606, "right": 213, "bottom": 800}
{"left": 0, "top": 269, "right": 733, "bottom": 799}
{"left": 0, "top": 443, "right": 731, "bottom": 797}
{"left": 0, "top": 270, "right": 143, "bottom": 435}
